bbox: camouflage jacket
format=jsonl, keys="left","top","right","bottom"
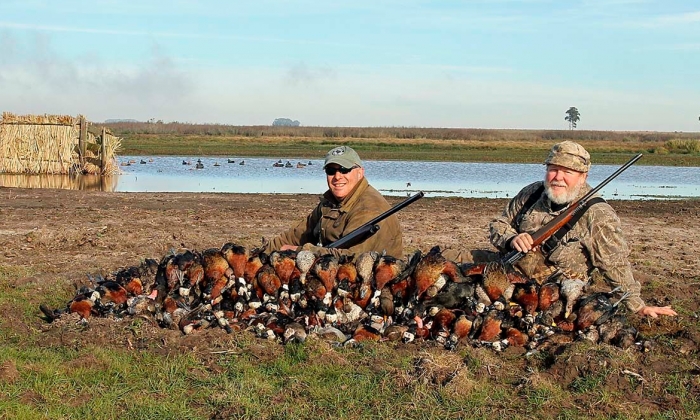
{"left": 489, "top": 181, "right": 645, "bottom": 312}
{"left": 265, "top": 178, "right": 404, "bottom": 258}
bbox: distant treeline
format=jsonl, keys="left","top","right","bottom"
{"left": 103, "top": 121, "right": 700, "bottom": 143}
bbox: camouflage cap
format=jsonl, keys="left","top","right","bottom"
{"left": 323, "top": 145, "right": 363, "bottom": 169}
{"left": 544, "top": 141, "right": 590, "bottom": 173}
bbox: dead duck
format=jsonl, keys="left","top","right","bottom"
{"left": 373, "top": 254, "right": 408, "bottom": 291}
{"left": 336, "top": 255, "right": 358, "bottom": 297}
{"left": 560, "top": 277, "right": 588, "bottom": 319}
{"left": 511, "top": 280, "right": 540, "bottom": 315}
{"left": 444, "top": 313, "right": 473, "bottom": 350}
{"left": 312, "top": 254, "right": 339, "bottom": 295}
{"left": 269, "top": 250, "right": 299, "bottom": 285}
{"left": 295, "top": 249, "right": 317, "bottom": 285}
{"left": 575, "top": 289, "right": 630, "bottom": 331}
{"left": 221, "top": 243, "right": 249, "bottom": 281}
{"left": 413, "top": 246, "right": 467, "bottom": 301}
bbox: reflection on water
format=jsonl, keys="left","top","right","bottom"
{"left": 2, "top": 156, "right": 699, "bottom": 200}
{"left": 0, "top": 174, "right": 118, "bottom": 191}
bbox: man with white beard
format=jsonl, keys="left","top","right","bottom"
{"left": 489, "top": 141, "right": 677, "bottom": 318}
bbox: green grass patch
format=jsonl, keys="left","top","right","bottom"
{"left": 112, "top": 129, "right": 700, "bottom": 166}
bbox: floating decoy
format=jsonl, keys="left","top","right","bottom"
{"left": 228, "top": 159, "right": 236, "bottom": 164}
{"left": 195, "top": 159, "right": 204, "bottom": 169}
{"left": 285, "top": 161, "right": 293, "bottom": 168}
{"left": 296, "top": 162, "right": 306, "bottom": 168}
{"left": 239, "top": 160, "right": 245, "bottom": 165}
{"left": 140, "top": 160, "right": 147, "bottom": 164}
{"left": 213, "top": 162, "right": 220, "bottom": 167}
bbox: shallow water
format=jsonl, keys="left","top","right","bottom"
{"left": 2, "top": 156, "right": 699, "bottom": 200}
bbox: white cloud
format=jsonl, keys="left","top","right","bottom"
{"left": 619, "top": 10, "right": 700, "bottom": 28}
{"left": 0, "top": 32, "right": 195, "bottom": 120}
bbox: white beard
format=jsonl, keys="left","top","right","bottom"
{"left": 544, "top": 179, "right": 584, "bottom": 205}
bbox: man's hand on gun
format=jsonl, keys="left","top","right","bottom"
{"left": 510, "top": 233, "right": 537, "bottom": 253}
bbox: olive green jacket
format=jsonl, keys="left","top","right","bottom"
{"left": 265, "top": 178, "right": 404, "bottom": 258}
{"left": 489, "top": 181, "right": 645, "bottom": 313}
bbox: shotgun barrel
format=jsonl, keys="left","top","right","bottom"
{"left": 327, "top": 191, "right": 425, "bottom": 249}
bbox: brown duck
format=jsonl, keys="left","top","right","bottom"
{"left": 413, "top": 246, "right": 468, "bottom": 300}
{"left": 221, "top": 242, "right": 249, "bottom": 280}
{"left": 269, "top": 249, "right": 299, "bottom": 285}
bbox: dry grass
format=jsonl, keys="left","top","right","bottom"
{"left": 0, "top": 173, "right": 118, "bottom": 191}
{"left": 0, "top": 114, "right": 122, "bottom": 175}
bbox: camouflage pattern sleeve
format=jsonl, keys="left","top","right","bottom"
{"left": 489, "top": 182, "right": 543, "bottom": 251}
{"left": 585, "top": 204, "right": 645, "bottom": 312}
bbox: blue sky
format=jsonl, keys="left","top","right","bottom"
{"left": 0, "top": 0, "right": 698, "bottom": 131}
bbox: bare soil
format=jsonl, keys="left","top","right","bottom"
{"left": 1, "top": 187, "right": 699, "bottom": 414}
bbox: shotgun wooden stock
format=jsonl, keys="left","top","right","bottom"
{"left": 466, "top": 154, "right": 642, "bottom": 276}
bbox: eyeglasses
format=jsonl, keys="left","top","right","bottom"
{"left": 324, "top": 166, "right": 356, "bottom": 176}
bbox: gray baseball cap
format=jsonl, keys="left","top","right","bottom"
{"left": 545, "top": 141, "right": 590, "bottom": 173}
{"left": 323, "top": 146, "right": 363, "bottom": 169}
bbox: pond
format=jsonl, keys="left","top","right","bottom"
{"left": 1, "top": 156, "right": 699, "bottom": 200}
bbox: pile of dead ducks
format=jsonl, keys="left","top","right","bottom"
{"left": 39, "top": 244, "right": 644, "bottom": 353}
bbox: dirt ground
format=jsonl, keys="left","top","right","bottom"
{"left": 1, "top": 187, "right": 699, "bottom": 413}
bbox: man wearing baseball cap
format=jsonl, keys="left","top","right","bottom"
{"left": 265, "top": 145, "right": 403, "bottom": 258}
{"left": 489, "top": 141, "right": 676, "bottom": 318}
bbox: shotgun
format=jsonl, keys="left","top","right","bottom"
{"left": 327, "top": 191, "right": 425, "bottom": 249}
{"left": 468, "top": 154, "right": 642, "bottom": 273}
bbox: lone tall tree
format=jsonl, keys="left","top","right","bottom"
{"left": 565, "top": 107, "right": 580, "bottom": 130}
